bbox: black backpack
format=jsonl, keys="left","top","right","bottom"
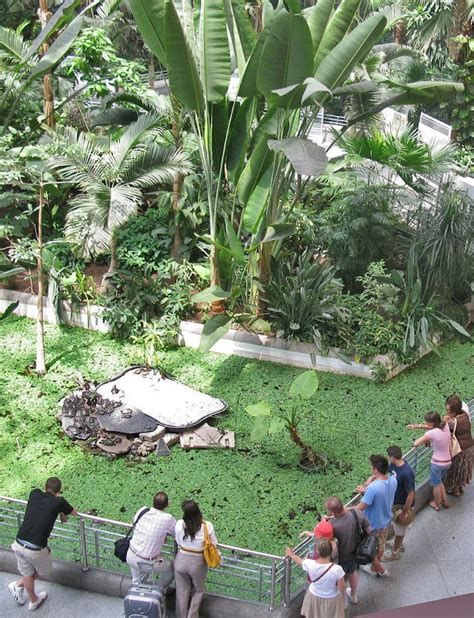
{"left": 114, "top": 507, "right": 150, "bottom": 563}
{"left": 350, "top": 509, "right": 379, "bottom": 565}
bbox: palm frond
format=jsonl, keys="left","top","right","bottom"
{"left": 65, "top": 194, "right": 112, "bottom": 258}
{"left": 108, "top": 184, "right": 142, "bottom": 230}
{"left": 123, "top": 145, "right": 192, "bottom": 187}
{"left": 109, "top": 113, "right": 164, "bottom": 171}
{"left": 372, "top": 43, "right": 419, "bottom": 65}
{"left": 0, "top": 25, "right": 28, "bottom": 64}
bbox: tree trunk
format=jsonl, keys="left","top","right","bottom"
{"left": 171, "top": 112, "right": 184, "bottom": 261}
{"left": 210, "top": 244, "right": 226, "bottom": 314}
{"left": 36, "top": 183, "right": 46, "bottom": 375}
{"left": 393, "top": 19, "right": 406, "bottom": 45}
{"left": 148, "top": 53, "right": 155, "bottom": 88}
{"left": 38, "top": 1, "right": 55, "bottom": 129}
{"left": 289, "top": 425, "right": 316, "bottom": 464}
{"left": 102, "top": 234, "right": 118, "bottom": 292}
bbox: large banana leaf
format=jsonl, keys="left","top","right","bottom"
{"left": 227, "top": 98, "right": 256, "bottom": 183}
{"left": 268, "top": 137, "right": 328, "bottom": 177}
{"left": 199, "top": 0, "right": 231, "bottom": 103}
{"left": 313, "top": 0, "right": 360, "bottom": 70}
{"left": 257, "top": 11, "right": 313, "bottom": 103}
{"left": 242, "top": 166, "right": 273, "bottom": 233}
{"left": 314, "top": 14, "right": 387, "bottom": 92}
{"left": 173, "top": 0, "right": 197, "bottom": 60}
{"left": 164, "top": 0, "right": 204, "bottom": 113}
{"left": 23, "top": 0, "right": 81, "bottom": 62}
{"left": 238, "top": 30, "right": 267, "bottom": 98}
{"left": 346, "top": 81, "right": 464, "bottom": 126}
{"left": 129, "top": 0, "right": 167, "bottom": 65}
{"left": 237, "top": 137, "right": 274, "bottom": 206}
{"left": 0, "top": 26, "right": 28, "bottom": 62}
{"left": 223, "top": 0, "right": 256, "bottom": 75}
{"left": 25, "top": 17, "right": 84, "bottom": 84}
{"left": 303, "top": 0, "right": 334, "bottom": 61}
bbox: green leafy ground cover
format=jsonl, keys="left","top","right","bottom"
{"left": 0, "top": 316, "right": 472, "bottom": 554}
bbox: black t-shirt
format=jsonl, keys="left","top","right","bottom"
{"left": 17, "top": 489, "right": 74, "bottom": 547}
{"left": 388, "top": 461, "right": 415, "bottom": 506}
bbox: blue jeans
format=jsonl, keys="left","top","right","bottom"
{"left": 430, "top": 463, "right": 450, "bottom": 486}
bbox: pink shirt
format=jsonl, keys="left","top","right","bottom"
{"left": 425, "top": 425, "right": 451, "bottom": 465}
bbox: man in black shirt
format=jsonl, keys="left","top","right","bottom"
{"left": 8, "top": 477, "right": 77, "bottom": 611}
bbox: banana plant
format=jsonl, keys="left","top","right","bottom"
{"left": 129, "top": 0, "right": 464, "bottom": 351}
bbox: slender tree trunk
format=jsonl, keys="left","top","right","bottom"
{"left": 171, "top": 110, "right": 184, "bottom": 261}
{"left": 393, "top": 20, "right": 406, "bottom": 45}
{"left": 102, "top": 234, "right": 118, "bottom": 292}
{"left": 148, "top": 53, "right": 155, "bottom": 88}
{"left": 36, "top": 183, "right": 46, "bottom": 375}
{"left": 38, "top": 1, "right": 55, "bottom": 129}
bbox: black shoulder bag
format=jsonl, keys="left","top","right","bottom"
{"left": 114, "top": 507, "right": 150, "bottom": 563}
{"left": 351, "top": 509, "right": 378, "bottom": 565}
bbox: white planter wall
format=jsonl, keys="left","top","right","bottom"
{"left": 0, "top": 289, "right": 430, "bottom": 380}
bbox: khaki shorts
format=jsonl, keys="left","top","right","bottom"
{"left": 12, "top": 541, "right": 52, "bottom": 577}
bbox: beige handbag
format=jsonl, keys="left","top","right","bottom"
{"left": 449, "top": 418, "right": 462, "bottom": 457}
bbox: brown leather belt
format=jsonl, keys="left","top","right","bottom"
{"left": 129, "top": 546, "right": 159, "bottom": 561}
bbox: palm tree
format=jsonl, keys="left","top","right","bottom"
{"left": 51, "top": 113, "right": 192, "bottom": 286}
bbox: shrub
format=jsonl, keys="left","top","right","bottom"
{"left": 263, "top": 251, "right": 349, "bottom": 344}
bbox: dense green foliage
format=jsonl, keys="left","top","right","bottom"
{"left": 0, "top": 316, "right": 472, "bottom": 553}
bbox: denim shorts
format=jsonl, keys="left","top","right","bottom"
{"left": 430, "top": 463, "right": 450, "bottom": 486}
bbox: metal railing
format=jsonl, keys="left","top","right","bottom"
{"left": 1, "top": 398, "right": 472, "bottom": 611}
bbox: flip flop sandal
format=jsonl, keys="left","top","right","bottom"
{"left": 441, "top": 500, "right": 450, "bottom": 509}
{"left": 428, "top": 502, "right": 440, "bottom": 512}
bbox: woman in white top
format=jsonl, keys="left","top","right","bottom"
{"left": 286, "top": 538, "right": 345, "bottom": 618}
{"left": 174, "top": 500, "right": 218, "bottom": 618}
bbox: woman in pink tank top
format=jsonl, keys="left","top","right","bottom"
{"left": 407, "top": 411, "right": 452, "bottom": 511}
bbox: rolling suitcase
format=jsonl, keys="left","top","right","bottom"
{"left": 123, "top": 584, "right": 166, "bottom": 618}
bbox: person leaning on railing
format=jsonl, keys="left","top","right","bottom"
{"left": 286, "top": 538, "right": 346, "bottom": 618}
{"left": 407, "top": 411, "right": 452, "bottom": 512}
{"left": 174, "top": 500, "right": 219, "bottom": 618}
{"left": 8, "top": 477, "right": 78, "bottom": 611}
{"left": 443, "top": 395, "right": 473, "bottom": 497}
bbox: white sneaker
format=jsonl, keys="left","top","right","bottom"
{"left": 8, "top": 581, "right": 26, "bottom": 605}
{"left": 360, "top": 564, "right": 378, "bottom": 577}
{"left": 346, "top": 586, "right": 359, "bottom": 604}
{"left": 28, "top": 591, "right": 48, "bottom": 611}
{"left": 378, "top": 568, "right": 390, "bottom": 578}
{"left": 382, "top": 550, "right": 401, "bottom": 562}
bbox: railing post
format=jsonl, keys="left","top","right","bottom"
{"left": 269, "top": 560, "right": 277, "bottom": 611}
{"left": 79, "top": 518, "right": 89, "bottom": 572}
{"left": 283, "top": 555, "right": 291, "bottom": 607}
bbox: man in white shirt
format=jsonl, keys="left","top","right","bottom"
{"left": 126, "top": 491, "right": 176, "bottom": 588}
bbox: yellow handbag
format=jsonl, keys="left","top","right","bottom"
{"left": 203, "top": 522, "right": 221, "bottom": 569}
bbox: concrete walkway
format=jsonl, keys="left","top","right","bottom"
{"left": 1, "top": 484, "right": 473, "bottom": 617}
{"left": 347, "top": 482, "right": 474, "bottom": 617}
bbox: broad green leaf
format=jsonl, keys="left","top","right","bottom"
{"left": 129, "top": 0, "right": 167, "bottom": 65}
{"left": 289, "top": 370, "right": 319, "bottom": 399}
{"left": 199, "top": 314, "right": 232, "bottom": 352}
{"left": 269, "top": 416, "right": 286, "bottom": 434}
{"left": 238, "top": 29, "right": 267, "bottom": 98}
{"left": 261, "top": 223, "right": 295, "bottom": 243}
{"left": 248, "top": 317, "right": 272, "bottom": 334}
{"left": 227, "top": 98, "right": 256, "bottom": 183}
{"left": 199, "top": 0, "right": 231, "bottom": 103}
{"left": 268, "top": 137, "right": 328, "bottom": 176}
{"left": 447, "top": 319, "right": 471, "bottom": 338}
{"left": 237, "top": 137, "right": 273, "bottom": 206}
{"left": 333, "top": 79, "right": 377, "bottom": 95}
{"left": 192, "top": 285, "right": 231, "bottom": 303}
{"left": 304, "top": 0, "right": 334, "bottom": 60}
{"left": 0, "top": 266, "right": 25, "bottom": 280}
{"left": 313, "top": 0, "right": 360, "bottom": 70}
{"left": 224, "top": 0, "right": 256, "bottom": 75}
{"left": 251, "top": 416, "right": 270, "bottom": 441}
{"left": 301, "top": 77, "right": 331, "bottom": 104}
{"left": 0, "top": 301, "right": 19, "bottom": 321}
{"left": 191, "top": 263, "right": 211, "bottom": 280}
{"left": 224, "top": 217, "right": 246, "bottom": 263}
{"left": 26, "top": 17, "right": 84, "bottom": 84}
{"left": 242, "top": 166, "right": 272, "bottom": 233}
{"left": 284, "top": 0, "right": 301, "bottom": 14}
{"left": 211, "top": 99, "right": 229, "bottom": 171}
{"left": 314, "top": 14, "right": 387, "bottom": 93}
{"left": 165, "top": 0, "right": 204, "bottom": 113}
{"left": 246, "top": 401, "right": 272, "bottom": 417}
{"left": 257, "top": 11, "right": 313, "bottom": 105}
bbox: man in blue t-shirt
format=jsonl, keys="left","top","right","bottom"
{"left": 383, "top": 445, "right": 415, "bottom": 562}
{"left": 354, "top": 454, "right": 397, "bottom": 578}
